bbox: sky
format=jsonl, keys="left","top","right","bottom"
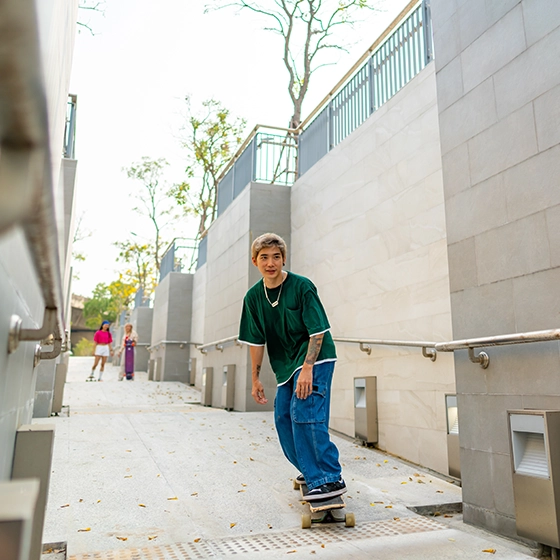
{"left": 70, "top": 0, "right": 411, "bottom": 297}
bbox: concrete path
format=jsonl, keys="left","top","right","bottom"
{"left": 39, "top": 357, "right": 536, "bottom": 559}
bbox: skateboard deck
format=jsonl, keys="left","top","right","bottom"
{"left": 124, "top": 340, "right": 135, "bottom": 378}
{"left": 298, "top": 483, "right": 355, "bottom": 529}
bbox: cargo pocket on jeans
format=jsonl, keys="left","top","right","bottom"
{"left": 292, "top": 385, "right": 327, "bottom": 424}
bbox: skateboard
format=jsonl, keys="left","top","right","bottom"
{"left": 297, "top": 482, "right": 355, "bottom": 529}
{"left": 124, "top": 339, "right": 135, "bottom": 380}
{"left": 86, "top": 374, "right": 96, "bottom": 382}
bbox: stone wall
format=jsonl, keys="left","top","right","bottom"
{"left": 431, "top": 0, "right": 560, "bottom": 538}
{"left": 291, "top": 62, "right": 456, "bottom": 475}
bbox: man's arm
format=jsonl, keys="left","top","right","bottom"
{"left": 250, "top": 345, "right": 268, "bottom": 405}
{"left": 296, "top": 333, "right": 324, "bottom": 400}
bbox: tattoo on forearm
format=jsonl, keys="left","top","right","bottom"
{"left": 305, "top": 334, "right": 324, "bottom": 365}
{"left": 256, "top": 364, "right": 261, "bottom": 377}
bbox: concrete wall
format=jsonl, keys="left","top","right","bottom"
{"left": 191, "top": 263, "right": 207, "bottom": 388}
{"left": 129, "top": 307, "right": 153, "bottom": 372}
{"left": 291, "top": 62, "right": 456, "bottom": 475}
{"left": 150, "top": 273, "right": 193, "bottom": 383}
{"left": 196, "top": 182, "right": 291, "bottom": 412}
{"left": 0, "top": 0, "right": 78, "bottom": 477}
{"left": 431, "top": 0, "right": 560, "bottom": 539}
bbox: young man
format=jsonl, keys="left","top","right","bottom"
{"left": 239, "top": 233, "right": 346, "bottom": 500}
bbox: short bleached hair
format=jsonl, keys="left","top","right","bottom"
{"left": 251, "top": 233, "right": 287, "bottom": 261}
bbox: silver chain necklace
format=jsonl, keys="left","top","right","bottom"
{"left": 263, "top": 273, "right": 285, "bottom": 308}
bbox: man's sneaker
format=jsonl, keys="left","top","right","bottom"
{"left": 295, "top": 474, "right": 305, "bottom": 485}
{"left": 303, "top": 478, "right": 347, "bottom": 501}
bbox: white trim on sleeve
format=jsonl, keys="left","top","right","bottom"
{"left": 238, "top": 339, "right": 266, "bottom": 347}
{"left": 309, "top": 327, "right": 330, "bottom": 338}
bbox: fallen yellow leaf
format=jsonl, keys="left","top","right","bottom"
{"left": 230, "top": 523, "right": 237, "bottom": 528}
{"left": 168, "top": 497, "right": 178, "bottom": 500}
{"left": 148, "top": 536, "right": 157, "bottom": 541}
{"left": 97, "top": 500, "right": 101, "bottom": 503}
{"left": 384, "top": 460, "right": 388, "bottom": 463}
{"left": 60, "top": 504, "right": 70, "bottom": 508}
{"left": 482, "top": 550, "right": 496, "bottom": 555}
{"left": 385, "top": 505, "right": 393, "bottom": 509}
{"left": 393, "top": 517, "right": 400, "bottom": 521}
{"left": 116, "top": 537, "right": 127, "bottom": 541}
{"left": 124, "top": 475, "right": 132, "bottom": 478}
{"left": 194, "top": 538, "right": 201, "bottom": 543}
{"left": 191, "top": 493, "right": 198, "bottom": 497}
{"left": 138, "top": 503, "right": 146, "bottom": 507}
{"left": 78, "top": 527, "right": 91, "bottom": 532}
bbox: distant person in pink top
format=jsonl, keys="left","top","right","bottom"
{"left": 89, "top": 321, "right": 114, "bottom": 381}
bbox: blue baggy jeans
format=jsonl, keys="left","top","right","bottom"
{"left": 274, "top": 361, "right": 342, "bottom": 490}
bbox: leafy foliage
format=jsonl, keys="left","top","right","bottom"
{"left": 114, "top": 241, "right": 157, "bottom": 300}
{"left": 73, "top": 337, "right": 95, "bottom": 356}
{"left": 124, "top": 157, "right": 175, "bottom": 273}
{"left": 83, "top": 278, "right": 136, "bottom": 329}
{"left": 169, "top": 98, "right": 246, "bottom": 239}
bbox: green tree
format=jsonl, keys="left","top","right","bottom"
{"left": 169, "top": 98, "right": 246, "bottom": 239}
{"left": 124, "top": 157, "right": 175, "bottom": 272}
{"left": 114, "top": 241, "right": 157, "bottom": 300}
{"left": 83, "top": 278, "right": 136, "bottom": 329}
{"left": 206, "top": 0, "right": 377, "bottom": 128}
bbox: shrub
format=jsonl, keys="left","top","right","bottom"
{"left": 73, "top": 338, "right": 95, "bottom": 356}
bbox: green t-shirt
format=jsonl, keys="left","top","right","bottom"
{"left": 239, "top": 272, "right": 337, "bottom": 385}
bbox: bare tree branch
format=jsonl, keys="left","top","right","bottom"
{"left": 206, "top": 0, "right": 378, "bottom": 128}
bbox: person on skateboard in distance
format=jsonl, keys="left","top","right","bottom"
{"left": 239, "top": 233, "right": 346, "bottom": 501}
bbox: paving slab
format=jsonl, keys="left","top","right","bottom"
{"left": 38, "top": 357, "right": 536, "bottom": 559}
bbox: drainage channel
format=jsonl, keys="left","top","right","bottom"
{"left": 67, "top": 516, "right": 447, "bottom": 559}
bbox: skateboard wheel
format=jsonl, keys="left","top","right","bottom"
{"left": 293, "top": 479, "right": 300, "bottom": 490}
{"left": 345, "top": 513, "right": 355, "bottom": 527}
{"left": 302, "top": 513, "right": 312, "bottom": 529}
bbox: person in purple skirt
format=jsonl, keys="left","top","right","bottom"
{"left": 118, "top": 323, "right": 138, "bottom": 381}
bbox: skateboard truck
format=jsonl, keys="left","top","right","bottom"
{"left": 298, "top": 482, "right": 355, "bottom": 529}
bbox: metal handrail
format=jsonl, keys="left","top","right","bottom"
{"left": 216, "top": 124, "right": 297, "bottom": 185}
{"left": 297, "top": 0, "right": 421, "bottom": 131}
{"left": 197, "top": 335, "right": 242, "bottom": 354}
{"left": 197, "top": 329, "right": 560, "bottom": 369}
{"left": 334, "top": 337, "right": 437, "bottom": 361}
{"left": 434, "top": 329, "right": 560, "bottom": 369}
{"left": 147, "top": 340, "right": 201, "bottom": 352}
{"left": 1, "top": 1, "right": 67, "bottom": 361}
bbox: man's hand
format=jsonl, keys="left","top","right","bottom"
{"left": 296, "top": 363, "right": 313, "bottom": 399}
{"left": 252, "top": 379, "right": 268, "bottom": 405}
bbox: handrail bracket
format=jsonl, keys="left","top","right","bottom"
{"left": 468, "top": 347, "right": 489, "bottom": 369}
{"left": 422, "top": 347, "right": 437, "bottom": 362}
{"left": 359, "top": 342, "right": 372, "bottom": 355}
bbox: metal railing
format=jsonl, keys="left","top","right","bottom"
{"left": 197, "top": 335, "right": 242, "bottom": 355}
{"left": 216, "top": 125, "right": 298, "bottom": 217}
{"left": 2, "top": 4, "right": 69, "bottom": 361}
{"left": 197, "top": 329, "right": 560, "bottom": 369}
{"left": 298, "top": 0, "right": 432, "bottom": 175}
{"left": 63, "top": 94, "right": 77, "bottom": 159}
{"left": 212, "top": 0, "right": 432, "bottom": 219}
{"left": 160, "top": 238, "right": 198, "bottom": 281}
{"left": 334, "top": 337, "right": 437, "bottom": 361}
{"left": 147, "top": 340, "right": 201, "bottom": 353}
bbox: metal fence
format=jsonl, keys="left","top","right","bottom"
{"left": 204, "top": 0, "right": 433, "bottom": 268}
{"left": 63, "top": 94, "right": 77, "bottom": 159}
{"left": 160, "top": 238, "right": 199, "bottom": 281}
{"left": 217, "top": 129, "right": 297, "bottom": 217}
{"left": 299, "top": 0, "right": 432, "bottom": 176}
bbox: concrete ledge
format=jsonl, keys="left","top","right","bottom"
{"left": 0, "top": 479, "right": 40, "bottom": 560}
